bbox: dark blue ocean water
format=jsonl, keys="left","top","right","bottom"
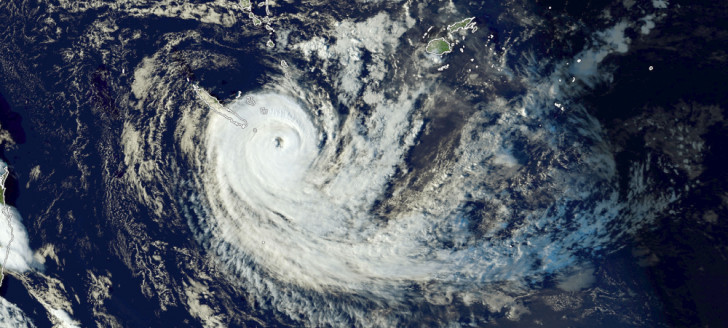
{"left": 1, "top": 0, "right": 727, "bottom": 326}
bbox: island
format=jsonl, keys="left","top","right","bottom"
{"left": 0, "top": 166, "right": 9, "bottom": 287}
{"left": 250, "top": 12, "right": 262, "bottom": 26}
{"left": 425, "top": 38, "right": 452, "bottom": 55}
{"left": 0, "top": 167, "right": 6, "bottom": 204}
{"left": 192, "top": 85, "right": 249, "bottom": 130}
{"left": 447, "top": 17, "right": 476, "bottom": 33}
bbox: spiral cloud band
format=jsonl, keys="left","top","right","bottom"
{"left": 113, "top": 5, "right": 680, "bottom": 325}
{"left": 192, "top": 85, "right": 667, "bottom": 302}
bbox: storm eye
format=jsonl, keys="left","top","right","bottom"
{"left": 274, "top": 136, "right": 284, "bottom": 148}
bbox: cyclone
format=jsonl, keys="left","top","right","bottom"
{"left": 2, "top": 0, "right": 727, "bottom": 325}
{"left": 174, "top": 29, "right": 671, "bottom": 328}
{"left": 114, "top": 2, "right": 679, "bottom": 326}
{"left": 199, "top": 86, "right": 613, "bottom": 293}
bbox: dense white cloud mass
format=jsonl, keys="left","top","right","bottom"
{"left": 1, "top": 161, "right": 40, "bottom": 277}
{"left": 0, "top": 207, "right": 37, "bottom": 274}
{"left": 3, "top": 0, "right": 717, "bottom": 325}
{"left": 0, "top": 297, "right": 36, "bottom": 328}
{"left": 111, "top": 2, "right": 677, "bottom": 326}
{"left": 176, "top": 16, "right": 675, "bottom": 326}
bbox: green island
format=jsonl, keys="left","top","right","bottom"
{"left": 250, "top": 12, "right": 262, "bottom": 26}
{"left": 195, "top": 86, "right": 222, "bottom": 108}
{"left": 0, "top": 166, "right": 7, "bottom": 287}
{"left": 0, "top": 167, "right": 6, "bottom": 204}
{"left": 425, "top": 38, "right": 452, "bottom": 55}
{"left": 447, "top": 17, "right": 476, "bottom": 33}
